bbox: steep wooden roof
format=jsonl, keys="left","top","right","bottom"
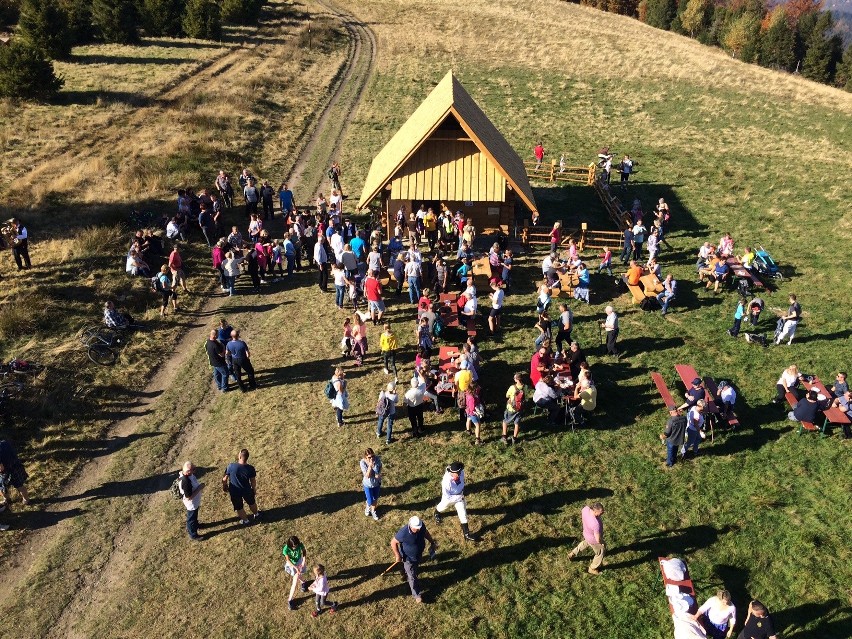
{"left": 357, "top": 71, "right": 537, "bottom": 213}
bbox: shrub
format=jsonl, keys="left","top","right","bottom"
{"left": 141, "top": 0, "right": 185, "bottom": 37}
{"left": 17, "top": 0, "right": 73, "bottom": 59}
{"left": 62, "top": 0, "right": 97, "bottom": 44}
{"left": 221, "top": 0, "right": 263, "bottom": 26}
{"left": 183, "top": 0, "right": 221, "bottom": 40}
{"left": 0, "top": 39, "right": 64, "bottom": 101}
{"left": 643, "top": 0, "right": 677, "bottom": 29}
{"left": 92, "top": 0, "right": 138, "bottom": 43}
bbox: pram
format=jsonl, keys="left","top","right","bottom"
{"left": 754, "top": 244, "right": 783, "bottom": 281}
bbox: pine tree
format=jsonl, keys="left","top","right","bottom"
{"left": 17, "top": 0, "right": 74, "bottom": 60}
{"left": 644, "top": 0, "right": 678, "bottom": 29}
{"left": 802, "top": 11, "right": 842, "bottom": 83}
{"left": 62, "top": 0, "right": 97, "bottom": 44}
{"left": 680, "top": 0, "right": 711, "bottom": 38}
{"left": 0, "top": 39, "right": 64, "bottom": 101}
{"left": 835, "top": 44, "right": 852, "bottom": 90}
{"left": 142, "top": 0, "right": 185, "bottom": 37}
{"left": 92, "top": 0, "right": 138, "bottom": 43}
{"left": 759, "top": 7, "right": 795, "bottom": 70}
{"left": 183, "top": 0, "right": 221, "bottom": 40}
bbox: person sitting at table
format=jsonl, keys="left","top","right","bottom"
{"left": 456, "top": 257, "right": 472, "bottom": 290}
{"left": 830, "top": 391, "right": 852, "bottom": 437}
{"left": 696, "top": 242, "right": 714, "bottom": 273}
{"left": 656, "top": 274, "right": 677, "bottom": 316}
{"left": 529, "top": 344, "right": 552, "bottom": 387}
{"left": 788, "top": 389, "right": 822, "bottom": 424}
{"left": 717, "top": 233, "right": 734, "bottom": 258}
{"left": 678, "top": 378, "right": 706, "bottom": 411}
{"left": 573, "top": 263, "right": 590, "bottom": 304}
{"left": 738, "top": 245, "right": 756, "bottom": 270}
{"left": 569, "top": 377, "right": 597, "bottom": 425}
{"left": 533, "top": 374, "right": 562, "bottom": 426}
{"left": 536, "top": 282, "right": 552, "bottom": 314}
{"left": 704, "top": 258, "right": 730, "bottom": 293}
{"left": 576, "top": 361, "right": 592, "bottom": 386}
{"left": 417, "top": 289, "right": 432, "bottom": 317}
{"left": 772, "top": 364, "right": 804, "bottom": 404}
{"left": 534, "top": 311, "right": 552, "bottom": 350}
{"left": 597, "top": 246, "right": 613, "bottom": 276}
{"left": 544, "top": 268, "right": 562, "bottom": 293}
{"left": 541, "top": 251, "right": 557, "bottom": 276}
{"left": 567, "top": 342, "right": 587, "bottom": 379}
{"left": 458, "top": 288, "right": 477, "bottom": 326}
{"left": 715, "top": 380, "right": 737, "bottom": 422}
{"left": 621, "top": 260, "right": 643, "bottom": 289}
{"left": 830, "top": 372, "right": 848, "bottom": 398}
{"left": 645, "top": 257, "right": 662, "bottom": 280}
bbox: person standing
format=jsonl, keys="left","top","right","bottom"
{"left": 433, "top": 461, "right": 476, "bottom": 541}
{"left": 390, "top": 516, "right": 437, "bottom": 604}
{"left": 775, "top": 294, "right": 801, "bottom": 345}
{"left": 282, "top": 536, "right": 310, "bottom": 610}
{"left": 631, "top": 220, "right": 646, "bottom": 262}
{"left": 502, "top": 372, "right": 526, "bottom": 445}
{"left": 260, "top": 180, "right": 275, "bottom": 220}
{"left": 0, "top": 439, "right": 31, "bottom": 506}
{"left": 555, "top": 303, "right": 573, "bottom": 352}
{"left": 365, "top": 270, "right": 386, "bottom": 325}
{"left": 359, "top": 448, "right": 382, "bottom": 521}
{"left": 737, "top": 600, "right": 778, "bottom": 639}
{"left": 168, "top": 244, "right": 190, "bottom": 293}
{"left": 177, "top": 461, "right": 204, "bottom": 541}
{"left": 314, "top": 234, "right": 330, "bottom": 292}
{"left": 307, "top": 564, "right": 338, "bottom": 618}
{"left": 330, "top": 367, "right": 349, "bottom": 427}
{"left": 550, "top": 221, "right": 561, "bottom": 254}
{"left": 10, "top": 218, "right": 31, "bottom": 270}
{"left": 221, "top": 448, "right": 260, "bottom": 525}
{"left": 685, "top": 400, "right": 706, "bottom": 458}
{"left": 567, "top": 502, "right": 605, "bottom": 574}
{"left": 488, "top": 281, "right": 504, "bottom": 334}
{"left": 244, "top": 178, "right": 260, "bottom": 217}
{"left": 225, "top": 329, "right": 256, "bottom": 392}
{"left": 728, "top": 299, "right": 746, "bottom": 337}
{"left": 379, "top": 323, "right": 398, "bottom": 377}
{"left": 657, "top": 274, "right": 677, "bottom": 316}
{"left": 206, "top": 330, "right": 229, "bottom": 393}
{"left": 534, "top": 141, "right": 545, "bottom": 171}
{"left": 155, "top": 264, "right": 178, "bottom": 317}
{"left": 603, "top": 306, "right": 620, "bottom": 358}
{"left": 660, "top": 411, "right": 688, "bottom": 468}
{"left": 620, "top": 155, "right": 633, "bottom": 186}
{"left": 376, "top": 381, "right": 398, "bottom": 444}
{"left": 692, "top": 590, "right": 737, "bottom": 639}
{"left": 404, "top": 377, "right": 427, "bottom": 437}
{"left": 278, "top": 182, "right": 295, "bottom": 216}
{"left": 405, "top": 256, "right": 422, "bottom": 305}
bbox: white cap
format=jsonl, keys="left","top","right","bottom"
{"left": 408, "top": 516, "right": 423, "bottom": 530}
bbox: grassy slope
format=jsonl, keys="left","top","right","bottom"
{"left": 1, "top": 0, "right": 851, "bottom": 638}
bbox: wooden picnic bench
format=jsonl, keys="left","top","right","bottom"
{"left": 674, "top": 365, "right": 721, "bottom": 415}
{"left": 726, "top": 257, "right": 763, "bottom": 288}
{"left": 658, "top": 557, "right": 697, "bottom": 615}
{"left": 702, "top": 377, "right": 740, "bottom": 429}
{"left": 627, "top": 284, "right": 646, "bottom": 304}
{"left": 785, "top": 392, "right": 818, "bottom": 434}
{"left": 650, "top": 372, "right": 680, "bottom": 416}
{"left": 803, "top": 376, "right": 850, "bottom": 436}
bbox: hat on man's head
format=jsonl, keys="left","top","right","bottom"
{"left": 408, "top": 516, "right": 423, "bottom": 530}
{"left": 692, "top": 378, "right": 702, "bottom": 386}
{"left": 447, "top": 461, "right": 464, "bottom": 474}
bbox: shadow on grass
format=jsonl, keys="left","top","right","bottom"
{"left": 792, "top": 328, "right": 852, "bottom": 344}
{"left": 71, "top": 54, "right": 199, "bottom": 65}
{"left": 774, "top": 599, "right": 852, "bottom": 639}
{"left": 29, "top": 431, "right": 163, "bottom": 465}
{"left": 604, "top": 524, "right": 737, "bottom": 571}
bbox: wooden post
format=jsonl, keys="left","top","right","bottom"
{"left": 587, "top": 163, "right": 596, "bottom": 185}
{"left": 580, "top": 222, "right": 587, "bottom": 251}
{"left": 550, "top": 159, "right": 556, "bottom": 182}
{"left": 522, "top": 221, "right": 529, "bottom": 247}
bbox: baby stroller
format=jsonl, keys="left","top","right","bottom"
{"left": 754, "top": 245, "right": 783, "bottom": 281}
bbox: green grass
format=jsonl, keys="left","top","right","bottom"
{"left": 1, "top": 0, "right": 851, "bottom": 637}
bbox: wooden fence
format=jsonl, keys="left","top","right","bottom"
{"left": 524, "top": 160, "right": 596, "bottom": 185}
{"left": 521, "top": 222, "right": 623, "bottom": 252}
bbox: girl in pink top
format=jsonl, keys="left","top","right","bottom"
{"left": 308, "top": 564, "right": 337, "bottom": 617}
{"left": 598, "top": 247, "right": 613, "bottom": 276}
{"left": 341, "top": 318, "right": 352, "bottom": 358}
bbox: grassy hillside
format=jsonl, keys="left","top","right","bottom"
{"left": 0, "top": 1, "right": 850, "bottom": 638}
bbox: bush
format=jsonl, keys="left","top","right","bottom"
{"left": 17, "top": 0, "right": 73, "bottom": 59}
{"left": 141, "top": 0, "right": 185, "bottom": 37}
{"left": 0, "top": 39, "right": 64, "bottom": 101}
{"left": 92, "top": 0, "right": 138, "bottom": 43}
{"left": 183, "top": 0, "right": 221, "bottom": 40}
{"left": 221, "top": 0, "right": 263, "bottom": 26}
{"left": 0, "top": 0, "right": 20, "bottom": 24}
{"left": 62, "top": 0, "right": 97, "bottom": 44}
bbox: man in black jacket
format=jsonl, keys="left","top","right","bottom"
{"left": 660, "top": 413, "right": 687, "bottom": 468}
{"left": 206, "top": 330, "right": 229, "bottom": 393}
{"left": 788, "top": 389, "right": 821, "bottom": 424}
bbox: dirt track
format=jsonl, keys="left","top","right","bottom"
{"left": 0, "top": 2, "right": 375, "bottom": 634}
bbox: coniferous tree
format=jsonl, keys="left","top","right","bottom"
{"left": 142, "top": 0, "right": 185, "bottom": 37}
{"left": 0, "top": 39, "right": 64, "bottom": 100}
{"left": 62, "top": 0, "right": 97, "bottom": 44}
{"left": 644, "top": 0, "right": 678, "bottom": 29}
{"left": 835, "top": 44, "right": 852, "bottom": 90}
{"left": 802, "top": 11, "right": 842, "bottom": 83}
{"left": 759, "top": 7, "right": 795, "bottom": 70}
{"left": 17, "top": 0, "right": 73, "bottom": 59}
{"left": 183, "top": 0, "right": 221, "bottom": 40}
{"left": 92, "top": 0, "right": 138, "bottom": 43}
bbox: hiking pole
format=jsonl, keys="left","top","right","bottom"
{"left": 598, "top": 321, "right": 603, "bottom": 347}
{"left": 380, "top": 560, "right": 400, "bottom": 577}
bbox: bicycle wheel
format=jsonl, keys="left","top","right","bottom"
{"left": 88, "top": 344, "right": 117, "bottom": 366}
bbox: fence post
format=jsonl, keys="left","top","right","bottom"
{"left": 580, "top": 222, "right": 587, "bottom": 251}
{"left": 587, "top": 163, "right": 595, "bottom": 185}
{"left": 550, "top": 160, "right": 556, "bottom": 183}
{"left": 522, "top": 220, "right": 529, "bottom": 247}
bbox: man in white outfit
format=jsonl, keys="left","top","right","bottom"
{"left": 433, "top": 461, "right": 475, "bottom": 541}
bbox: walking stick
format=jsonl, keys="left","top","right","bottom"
{"left": 380, "top": 560, "right": 400, "bottom": 577}
{"left": 598, "top": 322, "right": 603, "bottom": 347}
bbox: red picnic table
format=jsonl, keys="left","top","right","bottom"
{"left": 650, "top": 372, "right": 680, "bottom": 416}
{"left": 725, "top": 257, "right": 763, "bottom": 288}
{"left": 803, "top": 376, "right": 851, "bottom": 436}
{"left": 658, "top": 557, "right": 697, "bottom": 615}
{"left": 674, "top": 364, "right": 720, "bottom": 415}
{"left": 437, "top": 346, "right": 460, "bottom": 395}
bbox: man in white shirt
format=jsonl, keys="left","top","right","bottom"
{"left": 433, "top": 461, "right": 475, "bottom": 541}
{"left": 178, "top": 461, "right": 205, "bottom": 541}
{"left": 488, "top": 282, "right": 504, "bottom": 333}
{"left": 329, "top": 229, "right": 344, "bottom": 262}
{"left": 603, "top": 306, "right": 620, "bottom": 358}
{"left": 684, "top": 401, "right": 705, "bottom": 458}
{"left": 542, "top": 252, "right": 556, "bottom": 276}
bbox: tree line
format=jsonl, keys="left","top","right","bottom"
{"left": 0, "top": 0, "right": 267, "bottom": 100}
{"left": 572, "top": 0, "right": 852, "bottom": 90}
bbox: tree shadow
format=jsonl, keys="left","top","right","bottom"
{"left": 70, "top": 54, "right": 199, "bottom": 65}
{"left": 605, "top": 524, "right": 737, "bottom": 571}
{"left": 793, "top": 329, "right": 852, "bottom": 344}
{"left": 29, "top": 431, "right": 163, "bottom": 464}
{"left": 774, "top": 599, "right": 852, "bottom": 639}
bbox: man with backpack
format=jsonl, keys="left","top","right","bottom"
{"left": 660, "top": 412, "right": 687, "bottom": 468}
{"left": 177, "top": 461, "right": 205, "bottom": 541}
{"left": 502, "top": 373, "right": 527, "bottom": 445}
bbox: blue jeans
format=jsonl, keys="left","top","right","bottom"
{"left": 657, "top": 293, "right": 673, "bottom": 314}
{"left": 730, "top": 317, "right": 742, "bottom": 336}
{"left": 685, "top": 428, "right": 700, "bottom": 455}
{"left": 535, "top": 333, "right": 550, "bottom": 350}
{"left": 225, "top": 275, "right": 236, "bottom": 295}
{"left": 286, "top": 255, "right": 295, "bottom": 276}
{"left": 377, "top": 412, "right": 394, "bottom": 441}
{"left": 363, "top": 484, "right": 381, "bottom": 507}
{"left": 666, "top": 441, "right": 678, "bottom": 466}
{"left": 408, "top": 277, "right": 420, "bottom": 304}
{"left": 335, "top": 407, "right": 344, "bottom": 425}
{"left": 335, "top": 285, "right": 346, "bottom": 308}
{"left": 213, "top": 366, "right": 229, "bottom": 391}
{"left": 186, "top": 507, "right": 199, "bottom": 538}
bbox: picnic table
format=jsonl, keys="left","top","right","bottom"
{"left": 725, "top": 257, "right": 763, "bottom": 288}
{"left": 702, "top": 377, "right": 740, "bottom": 429}
{"left": 803, "top": 376, "right": 851, "bottom": 436}
{"left": 673, "top": 364, "right": 720, "bottom": 415}
{"left": 557, "top": 269, "right": 579, "bottom": 297}
{"left": 437, "top": 293, "right": 477, "bottom": 336}
{"left": 650, "top": 372, "right": 680, "bottom": 416}
{"left": 641, "top": 274, "right": 663, "bottom": 295}
{"left": 658, "top": 557, "right": 697, "bottom": 615}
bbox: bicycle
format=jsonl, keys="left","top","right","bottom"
{"left": 0, "top": 358, "right": 45, "bottom": 380}
{"left": 79, "top": 326, "right": 127, "bottom": 366}
{"left": 0, "top": 378, "right": 25, "bottom": 412}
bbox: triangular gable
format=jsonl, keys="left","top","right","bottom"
{"left": 357, "top": 71, "right": 537, "bottom": 213}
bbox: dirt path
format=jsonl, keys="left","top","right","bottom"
{"left": 0, "top": 2, "right": 375, "bottom": 632}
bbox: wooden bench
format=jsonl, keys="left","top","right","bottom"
{"left": 702, "top": 377, "right": 740, "bottom": 429}
{"left": 627, "top": 284, "right": 646, "bottom": 304}
{"left": 658, "top": 557, "right": 697, "bottom": 615}
{"left": 674, "top": 364, "right": 720, "bottom": 414}
{"left": 650, "top": 372, "right": 679, "bottom": 416}
{"left": 785, "top": 392, "right": 818, "bottom": 434}
{"left": 802, "top": 377, "right": 850, "bottom": 436}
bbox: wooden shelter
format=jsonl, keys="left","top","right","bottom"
{"left": 357, "top": 71, "right": 537, "bottom": 234}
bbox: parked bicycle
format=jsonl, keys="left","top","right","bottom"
{"left": 78, "top": 326, "right": 131, "bottom": 366}
{"left": 0, "top": 358, "right": 45, "bottom": 380}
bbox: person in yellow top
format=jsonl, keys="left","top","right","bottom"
{"left": 570, "top": 378, "right": 597, "bottom": 425}
{"left": 738, "top": 246, "right": 756, "bottom": 270}
{"left": 380, "top": 323, "right": 399, "bottom": 378}
{"left": 462, "top": 218, "right": 476, "bottom": 247}
{"left": 453, "top": 359, "right": 473, "bottom": 428}
{"left": 424, "top": 208, "right": 438, "bottom": 251}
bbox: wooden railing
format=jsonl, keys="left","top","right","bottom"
{"left": 524, "top": 160, "right": 596, "bottom": 185}
{"left": 521, "top": 223, "right": 624, "bottom": 252}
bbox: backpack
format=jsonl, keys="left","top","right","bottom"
{"left": 510, "top": 387, "right": 524, "bottom": 413}
{"left": 324, "top": 379, "right": 338, "bottom": 400}
{"left": 432, "top": 316, "right": 445, "bottom": 338}
{"left": 639, "top": 297, "right": 655, "bottom": 312}
{"left": 376, "top": 392, "right": 391, "bottom": 416}
{"left": 474, "top": 403, "right": 485, "bottom": 419}
{"left": 327, "top": 168, "right": 336, "bottom": 180}
{"left": 151, "top": 275, "right": 164, "bottom": 292}
{"left": 170, "top": 474, "right": 184, "bottom": 500}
